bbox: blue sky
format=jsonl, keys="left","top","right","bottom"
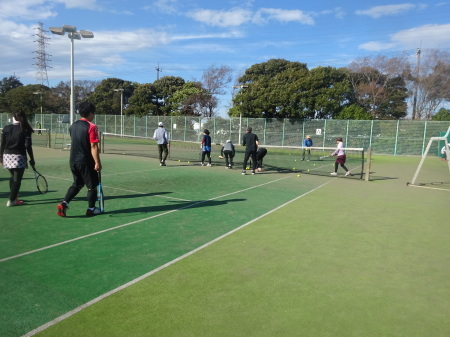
{"left": 1, "top": 0, "right": 450, "bottom": 116}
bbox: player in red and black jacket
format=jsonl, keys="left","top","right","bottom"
{"left": 56, "top": 101, "right": 102, "bottom": 217}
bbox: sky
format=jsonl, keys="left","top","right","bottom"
{"left": 1, "top": 0, "right": 450, "bottom": 116}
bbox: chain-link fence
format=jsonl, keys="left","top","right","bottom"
{"left": 1, "top": 113, "right": 448, "bottom": 156}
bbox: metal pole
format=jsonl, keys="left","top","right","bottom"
{"left": 120, "top": 91, "right": 124, "bottom": 135}
{"left": 70, "top": 35, "right": 75, "bottom": 125}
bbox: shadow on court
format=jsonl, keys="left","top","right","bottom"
{"left": 76, "top": 197, "right": 247, "bottom": 218}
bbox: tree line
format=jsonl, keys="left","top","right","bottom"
{"left": 0, "top": 50, "right": 449, "bottom": 121}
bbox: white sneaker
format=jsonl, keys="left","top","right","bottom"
{"left": 330, "top": 172, "right": 337, "bottom": 176}
{"left": 242, "top": 171, "right": 246, "bottom": 175}
{"left": 345, "top": 171, "right": 351, "bottom": 176}
{"left": 207, "top": 163, "right": 211, "bottom": 167}
{"left": 201, "top": 163, "right": 205, "bottom": 166}
{"left": 7, "top": 200, "right": 24, "bottom": 207}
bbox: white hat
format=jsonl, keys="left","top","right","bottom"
{"left": 226, "top": 139, "right": 231, "bottom": 143}
{"left": 158, "top": 122, "right": 163, "bottom": 126}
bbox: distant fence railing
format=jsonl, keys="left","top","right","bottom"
{"left": 1, "top": 113, "right": 449, "bottom": 156}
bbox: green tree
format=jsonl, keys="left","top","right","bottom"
{"left": 3, "top": 84, "right": 46, "bottom": 117}
{"left": 295, "top": 66, "right": 353, "bottom": 119}
{"left": 153, "top": 76, "right": 185, "bottom": 115}
{"left": 431, "top": 107, "right": 450, "bottom": 121}
{"left": 335, "top": 104, "right": 372, "bottom": 120}
{"left": 0, "top": 75, "right": 23, "bottom": 95}
{"left": 232, "top": 59, "right": 309, "bottom": 118}
{"left": 0, "top": 75, "right": 23, "bottom": 113}
{"left": 232, "top": 60, "right": 351, "bottom": 119}
{"left": 89, "top": 78, "right": 134, "bottom": 115}
{"left": 170, "top": 82, "right": 207, "bottom": 116}
{"left": 127, "top": 83, "right": 158, "bottom": 117}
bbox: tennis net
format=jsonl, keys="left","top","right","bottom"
{"left": 101, "top": 133, "right": 367, "bottom": 177}
{"left": 253, "top": 145, "right": 367, "bottom": 178}
{"left": 0, "top": 128, "right": 50, "bottom": 148}
{"left": 101, "top": 133, "right": 224, "bottom": 162}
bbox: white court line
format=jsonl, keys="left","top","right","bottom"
{"left": 1, "top": 177, "right": 288, "bottom": 264}
{"left": 22, "top": 178, "right": 333, "bottom": 337}
{"left": 32, "top": 169, "right": 192, "bottom": 201}
{"left": 108, "top": 186, "right": 191, "bottom": 201}
{"left": 407, "top": 184, "right": 450, "bottom": 192}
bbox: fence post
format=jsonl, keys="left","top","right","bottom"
{"left": 346, "top": 119, "right": 349, "bottom": 147}
{"left": 422, "top": 120, "right": 427, "bottom": 156}
{"left": 394, "top": 120, "right": 399, "bottom": 156}
{"left": 264, "top": 118, "right": 267, "bottom": 144}
{"left": 281, "top": 119, "right": 285, "bottom": 146}
{"left": 369, "top": 120, "right": 374, "bottom": 148}
{"left": 365, "top": 148, "right": 372, "bottom": 182}
{"left": 322, "top": 119, "right": 327, "bottom": 147}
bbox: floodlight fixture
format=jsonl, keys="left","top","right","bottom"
{"left": 50, "top": 25, "right": 94, "bottom": 125}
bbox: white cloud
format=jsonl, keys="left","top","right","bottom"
{"left": 186, "top": 8, "right": 253, "bottom": 27}
{"left": 391, "top": 23, "right": 450, "bottom": 49}
{"left": 186, "top": 7, "right": 315, "bottom": 27}
{"left": 256, "top": 8, "right": 314, "bottom": 25}
{"left": 355, "top": 3, "right": 422, "bottom": 19}
{"left": 0, "top": 0, "right": 98, "bottom": 20}
{"left": 358, "top": 23, "right": 450, "bottom": 51}
{"left": 358, "top": 41, "right": 396, "bottom": 51}
{"left": 334, "top": 7, "right": 346, "bottom": 19}
{"left": 144, "top": 0, "right": 178, "bottom": 14}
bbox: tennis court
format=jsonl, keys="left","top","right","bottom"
{"left": 1, "top": 145, "right": 449, "bottom": 337}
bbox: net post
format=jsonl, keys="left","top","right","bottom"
{"left": 100, "top": 131, "right": 104, "bottom": 154}
{"left": 364, "top": 148, "right": 372, "bottom": 182}
{"left": 46, "top": 129, "right": 51, "bottom": 148}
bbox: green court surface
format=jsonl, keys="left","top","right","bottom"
{"left": 0, "top": 147, "right": 449, "bottom": 337}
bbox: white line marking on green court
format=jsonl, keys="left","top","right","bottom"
{"left": 21, "top": 178, "right": 333, "bottom": 337}
{"left": 2, "top": 177, "right": 288, "bottom": 264}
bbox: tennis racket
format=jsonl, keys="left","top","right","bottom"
{"left": 31, "top": 164, "right": 48, "bottom": 194}
{"left": 97, "top": 171, "right": 105, "bottom": 213}
{"left": 319, "top": 155, "right": 330, "bottom": 160}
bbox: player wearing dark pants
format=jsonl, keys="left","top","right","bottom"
{"left": 242, "top": 126, "right": 259, "bottom": 175}
{"left": 0, "top": 111, "right": 36, "bottom": 206}
{"left": 221, "top": 139, "right": 235, "bottom": 168}
{"left": 153, "top": 122, "right": 169, "bottom": 166}
{"left": 256, "top": 147, "right": 267, "bottom": 172}
{"left": 302, "top": 135, "right": 312, "bottom": 161}
{"left": 201, "top": 129, "right": 212, "bottom": 166}
{"left": 57, "top": 101, "right": 102, "bottom": 217}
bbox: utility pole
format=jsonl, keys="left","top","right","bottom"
{"left": 33, "top": 22, "right": 51, "bottom": 87}
{"left": 412, "top": 48, "right": 421, "bottom": 120}
{"left": 156, "top": 62, "right": 162, "bottom": 80}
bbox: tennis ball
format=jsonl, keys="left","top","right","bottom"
{"left": 188, "top": 161, "right": 190, "bottom": 163}
{"left": 294, "top": 159, "right": 297, "bottom": 162}
{"left": 297, "top": 174, "right": 300, "bottom": 177}
{"left": 313, "top": 164, "right": 316, "bottom": 166}
{"left": 307, "top": 169, "right": 310, "bottom": 172}
{"left": 178, "top": 160, "right": 180, "bottom": 162}
{"left": 246, "top": 167, "right": 250, "bottom": 170}
{"left": 122, "top": 153, "right": 126, "bottom": 155}
{"left": 293, "top": 168, "right": 295, "bottom": 170}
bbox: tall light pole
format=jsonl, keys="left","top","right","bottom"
{"left": 49, "top": 25, "right": 94, "bottom": 125}
{"left": 114, "top": 89, "right": 124, "bottom": 135}
{"left": 233, "top": 85, "right": 248, "bottom": 143}
{"left": 33, "top": 91, "right": 43, "bottom": 114}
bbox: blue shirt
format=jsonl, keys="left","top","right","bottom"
{"left": 303, "top": 138, "right": 313, "bottom": 147}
